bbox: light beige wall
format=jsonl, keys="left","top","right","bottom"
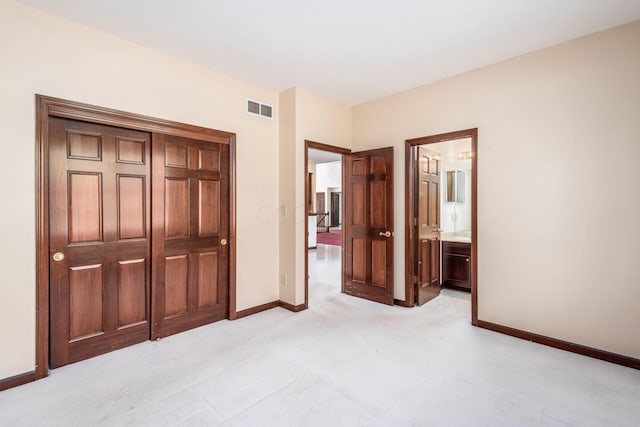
{"left": 0, "top": 1, "right": 280, "bottom": 379}
{"left": 277, "top": 87, "right": 351, "bottom": 306}
{"left": 294, "top": 88, "right": 351, "bottom": 305}
{"left": 278, "top": 88, "right": 296, "bottom": 304}
{"left": 352, "top": 20, "right": 640, "bottom": 358}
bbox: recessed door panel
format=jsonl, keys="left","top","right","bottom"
{"left": 69, "top": 264, "right": 104, "bottom": 340}
{"left": 197, "top": 252, "right": 218, "bottom": 308}
{"left": 428, "top": 181, "right": 438, "bottom": 227}
{"left": 371, "top": 156, "right": 386, "bottom": 174}
{"left": 117, "top": 138, "right": 145, "bottom": 164}
{"left": 67, "top": 131, "right": 102, "bottom": 160}
{"left": 118, "top": 175, "right": 146, "bottom": 239}
{"left": 165, "top": 178, "right": 189, "bottom": 238}
{"left": 371, "top": 241, "right": 386, "bottom": 287}
{"left": 165, "top": 144, "right": 187, "bottom": 168}
{"left": 352, "top": 158, "right": 367, "bottom": 176}
{"left": 199, "top": 148, "right": 220, "bottom": 171}
{"left": 199, "top": 180, "right": 220, "bottom": 236}
{"left": 164, "top": 255, "right": 189, "bottom": 317}
{"left": 370, "top": 181, "right": 385, "bottom": 227}
{"left": 118, "top": 259, "right": 147, "bottom": 327}
{"left": 352, "top": 183, "right": 365, "bottom": 226}
{"left": 352, "top": 238, "right": 366, "bottom": 282}
{"left": 68, "top": 172, "right": 102, "bottom": 243}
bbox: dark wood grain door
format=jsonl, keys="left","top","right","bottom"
{"left": 330, "top": 192, "right": 341, "bottom": 227}
{"left": 49, "top": 118, "right": 151, "bottom": 368}
{"left": 316, "top": 192, "right": 325, "bottom": 214}
{"left": 151, "top": 134, "right": 229, "bottom": 339}
{"left": 343, "top": 147, "right": 394, "bottom": 305}
{"left": 416, "top": 147, "right": 441, "bottom": 305}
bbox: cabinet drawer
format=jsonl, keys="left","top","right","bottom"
{"left": 442, "top": 241, "right": 470, "bottom": 256}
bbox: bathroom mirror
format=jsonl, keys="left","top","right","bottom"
{"left": 445, "top": 170, "right": 465, "bottom": 203}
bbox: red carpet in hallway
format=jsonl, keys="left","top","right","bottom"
{"left": 317, "top": 229, "right": 342, "bottom": 246}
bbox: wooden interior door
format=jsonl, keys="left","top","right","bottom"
{"left": 151, "top": 134, "right": 229, "bottom": 339}
{"left": 330, "top": 192, "right": 341, "bottom": 227}
{"left": 49, "top": 118, "right": 151, "bottom": 368}
{"left": 344, "top": 147, "right": 394, "bottom": 305}
{"left": 316, "top": 192, "right": 325, "bottom": 214}
{"left": 416, "top": 147, "right": 441, "bottom": 305}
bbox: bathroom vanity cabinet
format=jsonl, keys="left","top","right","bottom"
{"left": 442, "top": 241, "right": 471, "bottom": 290}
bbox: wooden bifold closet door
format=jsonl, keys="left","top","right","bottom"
{"left": 150, "top": 134, "right": 229, "bottom": 339}
{"left": 49, "top": 117, "right": 230, "bottom": 368}
{"left": 49, "top": 118, "right": 152, "bottom": 368}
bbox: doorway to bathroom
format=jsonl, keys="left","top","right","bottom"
{"left": 405, "top": 129, "right": 478, "bottom": 324}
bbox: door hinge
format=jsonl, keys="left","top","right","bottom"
{"left": 414, "top": 218, "right": 417, "bottom": 227}
{"left": 414, "top": 275, "right": 419, "bottom": 284}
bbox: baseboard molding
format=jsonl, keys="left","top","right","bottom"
{"left": 233, "top": 300, "right": 308, "bottom": 318}
{"left": 0, "top": 370, "right": 36, "bottom": 392}
{"left": 235, "top": 300, "right": 280, "bottom": 319}
{"left": 278, "top": 300, "right": 307, "bottom": 312}
{"left": 393, "top": 298, "right": 413, "bottom": 307}
{"left": 477, "top": 320, "right": 640, "bottom": 370}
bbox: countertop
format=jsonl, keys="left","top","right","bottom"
{"left": 440, "top": 231, "right": 471, "bottom": 244}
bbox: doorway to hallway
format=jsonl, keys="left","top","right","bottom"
{"left": 306, "top": 142, "right": 346, "bottom": 306}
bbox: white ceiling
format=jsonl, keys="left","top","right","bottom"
{"left": 308, "top": 148, "right": 341, "bottom": 164}
{"left": 18, "top": 0, "right": 640, "bottom": 105}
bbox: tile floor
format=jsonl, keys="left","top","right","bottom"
{"left": 1, "top": 243, "right": 639, "bottom": 426}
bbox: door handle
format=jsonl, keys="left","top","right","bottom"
{"left": 220, "top": 239, "right": 228, "bottom": 246}
{"left": 52, "top": 252, "right": 65, "bottom": 262}
{"left": 378, "top": 231, "right": 392, "bottom": 238}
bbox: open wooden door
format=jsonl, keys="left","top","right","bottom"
{"left": 151, "top": 134, "right": 229, "bottom": 339}
{"left": 415, "top": 147, "right": 441, "bottom": 305}
{"left": 49, "top": 118, "right": 151, "bottom": 368}
{"left": 344, "top": 147, "right": 394, "bottom": 305}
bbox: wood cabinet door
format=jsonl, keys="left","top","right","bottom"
{"left": 343, "top": 147, "right": 394, "bottom": 305}
{"left": 49, "top": 118, "right": 151, "bottom": 368}
{"left": 442, "top": 242, "right": 471, "bottom": 290}
{"left": 151, "top": 134, "right": 229, "bottom": 339}
{"left": 416, "top": 147, "right": 441, "bottom": 305}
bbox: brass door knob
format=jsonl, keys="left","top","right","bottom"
{"left": 378, "top": 231, "right": 392, "bottom": 238}
{"left": 220, "top": 239, "right": 228, "bottom": 246}
{"left": 52, "top": 252, "right": 65, "bottom": 262}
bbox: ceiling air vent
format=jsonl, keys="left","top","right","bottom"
{"left": 246, "top": 98, "right": 273, "bottom": 119}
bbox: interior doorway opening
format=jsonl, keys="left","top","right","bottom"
{"left": 405, "top": 129, "right": 478, "bottom": 324}
{"left": 305, "top": 142, "right": 347, "bottom": 307}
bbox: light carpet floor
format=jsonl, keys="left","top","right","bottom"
{"left": 1, "top": 244, "right": 638, "bottom": 426}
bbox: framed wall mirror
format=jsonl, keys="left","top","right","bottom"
{"left": 446, "top": 170, "right": 465, "bottom": 203}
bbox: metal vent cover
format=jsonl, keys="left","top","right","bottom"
{"left": 246, "top": 98, "right": 273, "bottom": 119}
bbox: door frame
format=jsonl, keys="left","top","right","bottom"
{"left": 35, "top": 95, "right": 237, "bottom": 379}
{"left": 404, "top": 128, "right": 478, "bottom": 324}
{"left": 304, "top": 140, "right": 350, "bottom": 308}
